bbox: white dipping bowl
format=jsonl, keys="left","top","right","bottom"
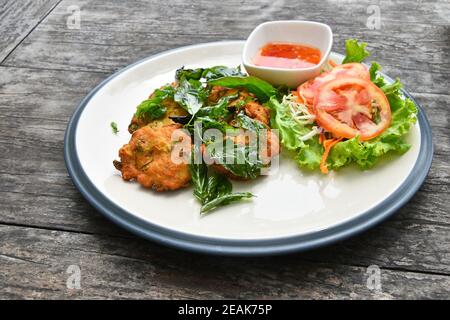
{"left": 242, "top": 21, "right": 333, "bottom": 88}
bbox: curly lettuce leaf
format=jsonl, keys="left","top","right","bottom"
{"left": 268, "top": 97, "right": 308, "bottom": 150}
{"left": 342, "top": 39, "right": 371, "bottom": 64}
{"left": 206, "top": 137, "right": 264, "bottom": 180}
{"left": 295, "top": 137, "right": 323, "bottom": 170}
{"left": 268, "top": 97, "right": 323, "bottom": 170}
{"left": 201, "top": 66, "right": 246, "bottom": 81}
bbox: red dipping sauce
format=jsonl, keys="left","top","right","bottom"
{"left": 253, "top": 42, "right": 321, "bottom": 69}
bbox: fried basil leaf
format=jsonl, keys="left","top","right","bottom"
{"left": 208, "top": 76, "right": 278, "bottom": 103}
{"left": 175, "top": 65, "right": 245, "bottom": 81}
{"left": 206, "top": 138, "right": 264, "bottom": 180}
{"left": 135, "top": 85, "right": 175, "bottom": 119}
{"left": 174, "top": 78, "right": 208, "bottom": 117}
{"left": 189, "top": 148, "right": 254, "bottom": 214}
{"left": 110, "top": 121, "right": 119, "bottom": 134}
{"left": 201, "top": 192, "right": 254, "bottom": 214}
{"left": 175, "top": 67, "right": 204, "bottom": 81}
{"left": 201, "top": 66, "right": 245, "bottom": 81}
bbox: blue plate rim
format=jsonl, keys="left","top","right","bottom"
{"left": 64, "top": 40, "right": 434, "bottom": 256}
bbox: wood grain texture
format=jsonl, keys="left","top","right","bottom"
{"left": 0, "top": 0, "right": 449, "bottom": 299}
{"left": 2, "top": 0, "right": 450, "bottom": 94}
{"left": 0, "top": 0, "right": 62, "bottom": 62}
{"left": 1, "top": 225, "right": 449, "bottom": 299}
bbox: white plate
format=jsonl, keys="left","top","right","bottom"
{"left": 65, "top": 41, "right": 433, "bottom": 255}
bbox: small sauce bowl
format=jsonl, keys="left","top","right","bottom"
{"left": 242, "top": 21, "right": 333, "bottom": 88}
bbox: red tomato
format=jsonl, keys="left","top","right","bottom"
{"left": 298, "top": 63, "right": 370, "bottom": 106}
{"left": 313, "top": 77, "right": 391, "bottom": 141}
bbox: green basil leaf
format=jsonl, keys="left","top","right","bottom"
{"left": 176, "top": 65, "right": 245, "bottom": 81}
{"left": 189, "top": 153, "right": 209, "bottom": 203}
{"left": 201, "top": 66, "right": 245, "bottom": 80}
{"left": 196, "top": 94, "right": 238, "bottom": 119}
{"left": 235, "top": 111, "right": 267, "bottom": 132}
{"left": 135, "top": 85, "right": 175, "bottom": 119}
{"left": 110, "top": 121, "right": 119, "bottom": 134}
{"left": 208, "top": 76, "right": 278, "bottom": 103}
{"left": 207, "top": 139, "right": 264, "bottom": 180}
{"left": 175, "top": 67, "right": 204, "bottom": 81}
{"left": 174, "top": 78, "right": 208, "bottom": 117}
{"left": 201, "top": 192, "right": 254, "bottom": 214}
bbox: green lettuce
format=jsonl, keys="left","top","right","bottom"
{"left": 342, "top": 39, "right": 371, "bottom": 64}
{"left": 268, "top": 97, "right": 323, "bottom": 170}
{"left": 327, "top": 93, "right": 417, "bottom": 170}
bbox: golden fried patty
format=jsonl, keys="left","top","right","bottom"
{"left": 244, "top": 101, "right": 270, "bottom": 126}
{"left": 114, "top": 124, "right": 191, "bottom": 191}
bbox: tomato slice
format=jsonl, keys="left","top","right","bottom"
{"left": 298, "top": 63, "right": 370, "bottom": 106}
{"left": 314, "top": 77, "right": 391, "bottom": 141}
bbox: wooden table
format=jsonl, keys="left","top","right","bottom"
{"left": 0, "top": 0, "right": 448, "bottom": 299}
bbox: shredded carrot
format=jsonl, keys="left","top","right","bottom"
{"left": 328, "top": 59, "right": 337, "bottom": 68}
{"left": 319, "top": 133, "right": 325, "bottom": 144}
{"left": 293, "top": 90, "right": 306, "bottom": 105}
{"left": 299, "top": 90, "right": 309, "bottom": 105}
{"left": 320, "top": 137, "right": 343, "bottom": 174}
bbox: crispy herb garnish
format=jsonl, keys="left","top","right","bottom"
{"left": 174, "top": 78, "right": 208, "bottom": 119}
{"left": 206, "top": 137, "right": 265, "bottom": 180}
{"left": 235, "top": 111, "right": 267, "bottom": 132}
{"left": 110, "top": 121, "right": 119, "bottom": 134}
{"left": 200, "top": 192, "right": 254, "bottom": 214}
{"left": 176, "top": 65, "right": 245, "bottom": 81}
{"left": 342, "top": 39, "right": 371, "bottom": 64}
{"left": 135, "top": 85, "right": 175, "bottom": 120}
{"left": 208, "top": 76, "right": 278, "bottom": 103}
{"left": 190, "top": 147, "right": 253, "bottom": 214}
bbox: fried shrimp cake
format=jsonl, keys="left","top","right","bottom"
{"left": 244, "top": 101, "right": 270, "bottom": 126}
{"left": 114, "top": 124, "right": 191, "bottom": 191}
{"left": 208, "top": 85, "right": 255, "bottom": 104}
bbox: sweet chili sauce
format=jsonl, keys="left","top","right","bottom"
{"left": 253, "top": 42, "right": 321, "bottom": 69}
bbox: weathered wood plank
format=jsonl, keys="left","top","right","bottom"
{"left": 2, "top": 0, "right": 449, "bottom": 94}
{"left": 0, "top": 0, "right": 62, "bottom": 63}
{"left": 0, "top": 225, "right": 449, "bottom": 299}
